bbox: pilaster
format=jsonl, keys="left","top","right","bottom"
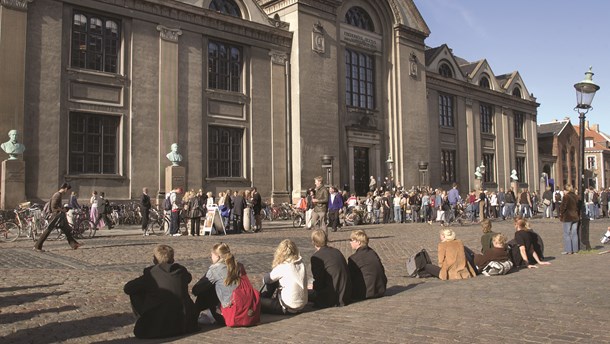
{"left": 269, "top": 50, "right": 290, "bottom": 203}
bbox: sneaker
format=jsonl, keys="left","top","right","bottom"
{"left": 172, "top": 233, "right": 182, "bottom": 237}
{"left": 197, "top": 310, "right": 216, "bottom": 325}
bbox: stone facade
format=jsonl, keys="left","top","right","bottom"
{"left": 574, "top": 122, "right": 610, "bottom": 189}
{"left": 537, "top": 119, "right": 580, "bottom": 191}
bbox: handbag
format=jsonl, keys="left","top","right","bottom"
{"left": 543, "top": 199, "right": 551, "bottom": 206}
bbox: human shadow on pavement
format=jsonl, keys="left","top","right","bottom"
{"left": 0, "top": 283, "right": 62, "bottom": 293}
{"left": 384, "top": 283, "right": 420, "bottom": 296}
{"left": 0, "top": 291, "right": 69, "bottom": 308}
{"left": 0, "top": 305, "right": 78, "bottom": 325}
{"left": 330, "top": 235, "right": 394, "bottom": 243}
{"left": 1, "top": 312, "right": 134, "bottom": 344}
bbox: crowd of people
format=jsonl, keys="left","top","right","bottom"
{"left": 123, "top": 229, "right": 387, "bottom": 339}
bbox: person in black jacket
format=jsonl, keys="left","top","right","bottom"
{"left": 124, "top": 245, "right": 197, "bottom": 339}
{"left": 141, "top": 187, "right": 151, "bottom": 234}
{"left": 309, "top": 230, "right": 351, "bottom": 308}
{"left": 348, "top": 230, "right": 387, "bottom": 301}
{"left": 34, "top": 183, "right": 80, "bottom": 251}
{"left": 251, "top": 187, "right": 263, "bottom": 232}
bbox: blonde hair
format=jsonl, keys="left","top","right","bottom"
{"left": 212, "top": 243, "right": 241, "bottom": 286}
{"left": 480, "top": 219, "right": 492, "bottom": 233}
{"left": 153, "top": 244, "right": 174, "bottom": 264}
{"left": 311, "top": 229, "right": 327, "bottom": 248}
{"left": 350, "top": 229, "right": 369, "bottom": 246}
{"left": 272, "top": 239, "right": 300, "bottom": 268}
{"left": 440, "top": 228, "right": 456, "bottom": 241}
{"left": 515, "top": 219, "right": 530, "bottom": 231}
{"left": 492, "top": 233, "right": 507, "bottom": 247}
{"left": 565, "top": 184, "right": 574, "bottom": 192}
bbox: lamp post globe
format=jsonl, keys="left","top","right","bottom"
{"left": 574, "top": 67, "right": 600, "bottom": 251}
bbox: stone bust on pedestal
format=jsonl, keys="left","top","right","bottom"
{"left": 166, "top": 143, "right": 182, "bottom": 166}
{"left": 1, "top": 129, "right": 26, "bottom": 160}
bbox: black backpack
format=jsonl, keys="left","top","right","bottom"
{"left": 164, "top": 194, "right": 173, "bottom": 211}
{"left": 406, "top": 249, "right": 432, "bottom": 278}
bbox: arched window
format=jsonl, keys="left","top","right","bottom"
{"left": 209, "top": 0, "right": 241, "bottom": 18}
{"left": 512, "top": 86, "right": 522, "bottom": 98}
{"left": 345, "top": 6, "right": 374, "bottom": 32}
{"left": 438, "top": 63, "right": 453, "bottom": 78}
{"left": 480, "top": 74, "right": 491, "bottom": 89}
{"left": 71, "top": 11, "right": 121, "bottom": 73}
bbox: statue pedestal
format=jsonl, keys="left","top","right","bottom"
{"left": 165, "top": 165, "right": 185, "bottom": 193}
{"left": 511, "top": 181, "right": 519, "bottom": 192}
{"left": 473, "top": 179, "right": 482, "bottom": 191}
{"left": 1, "top": 159, "right": 25, "bottom": 209}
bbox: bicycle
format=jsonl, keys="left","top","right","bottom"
{"left": 1, "top": 203, "right": 47, "bottom": 242}
{"left": 292, "top": 208, "right": 305, "bottom": 228}
{"left": 0, "top": 218, "right": 19, "bottom": 242}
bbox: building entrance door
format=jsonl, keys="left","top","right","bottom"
{"left": 353, "top": 147, "right": 369, "bottom": 196}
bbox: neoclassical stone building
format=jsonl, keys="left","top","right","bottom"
{"left": 0, "top": 0, "right": 539, "bottom": 202}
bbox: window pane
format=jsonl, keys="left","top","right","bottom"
{"left": 69, "top": 112, "right": 119, "bottom": 174}
{"left": 345, "top": 49, "right": 374, "bottom": 110}
{"left": 71, "top": 11, "right": 121, "bottom": 73}
{"left": 208, "top": 41, "right": 241, "bottom": 92}
{"left": 208, "top": 126, "right": 243, "bottom": 178}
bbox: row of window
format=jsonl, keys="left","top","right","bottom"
{"left": 69, "top": 112, "right": 243, "bottom": 178}
{"left": 440, "top": 149, "right": 526, "bottom": 184}
{"left": 437, "top": 62, "right": 524, "bottom": 98}
{"left": 437, "top": 93, "right": 525, "bottom": 138}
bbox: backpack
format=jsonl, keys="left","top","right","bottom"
{"left": 406, "top": 249, "right": 432, "bottom": 278}
{"left": 42, "top": 201, "right": 51, "bottom": 219}
{"left": 554, "top": 192, "right": 561, "bottom": 202}
{"left": 481, "top": 260, "right": 513, "bottom": 276}
{"left": 164, "top": 194, "right": 173, "bottom": 211}
{"left": 220, "top": 267, "right": 261, "bottom": 327}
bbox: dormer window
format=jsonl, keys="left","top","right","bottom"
{"left": 345, "top": 7, "right": 374, "bottom": 32}
{"left": 479, "top": 75, "right": 491, "bottom": 89}
{"left": 585, "top": 138, "right": 594, "bottom": 148}
{"left": 209, "top": 0, "right": 241, "bottom": 18}
{"left": 438, "top": 63, "right": 453, "bottom": 78}
{"left": 512, "top": 86, "right": 522, "bottom": 98}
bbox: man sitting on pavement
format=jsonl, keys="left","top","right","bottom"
{"left": 348, "top": 229, "right": 387, "bottom": 301}
{"left": 309, "top": 230, "right": 351, "bottom": 308}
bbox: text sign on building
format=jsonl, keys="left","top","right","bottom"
{"left": 341, "top": 28, "right": 382, "bottom": 52}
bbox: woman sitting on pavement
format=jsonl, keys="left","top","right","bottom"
{"left": 260, "top": 239, "right": 308, "bottom": 315}
{"left": 192, "top": 243, "right": 257, "bottom": 325}
{"left": 510, "top": 219, "right": 551, "bottom": 269}
{"left": 348, "top": 230, "right": 387, "bottom": 300}
{"left": 423, "top": 228, "right": 476, "bottom": 280}
{"left": 474, "top": 233, "right": 511, "bottom": 270}
{"left": 479, "top": 219, "right": 498, "bottom": 254}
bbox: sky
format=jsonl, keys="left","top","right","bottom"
{"left": 413, "top": 0, "right": 610, "bottom": 132}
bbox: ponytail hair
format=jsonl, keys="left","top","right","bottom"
{"left": 212, "top": 243, "right": 241, "bottom": 286}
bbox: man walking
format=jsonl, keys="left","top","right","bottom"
{"left": 327, "top": 186, "right": 343, "bottom": 232}
{"left": 141, "top": 187, "right": 152, "bottom": 235}
{"left": 310, "top": 176, "right": 329, "bottom": 232}
{"left": 34, "top": 183, "right": 81, "bottom": 251}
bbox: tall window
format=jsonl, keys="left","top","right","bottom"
{"left": 482, "top": 153, "right": 495, "bottom": 183}
{"left": 439, "top": 94, "right": 454, "bottom": 127}
{"left": 208, "top": 126, "right": 242, "bottom": 178}
{"left": 209, "top": 0, "right": 241, "bottom": 17}
{"left": 514, "top": 112, "right": 524, "bottom": 139}
{"left": 480, "top": 104, "right": 493, "bottom": 134}
{"left": 345, "top": 7, "right": 374, "bottom": 31}
{"left": 512, "top": 87, "right": 522, "bottom": 98}
{"left": 480, "top": 75, "right": 491, "bottom": 89}
{"left": 588, "top": 156, "right": 596, "bottom": 169}
{"left": 516, "top": 156, "right": 526, "bottom": 181}
{"left": 71, "top": 11, "right": 120, "bottom": 73}
{"left": 441, "top": 150, "right": 456, "bottom": 183}
{"left": 345, "top": 49, "right": 374, "bottom": 109}
{"left": 438, "top": 63, "right": 453, "bottom": 78}
{"left": 208, "top": 41, "right": 241, "bottom": 92}
{"left": 69, "top": 113, "right": 119, "bottom": 174}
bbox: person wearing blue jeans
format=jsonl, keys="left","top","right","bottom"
{"left": 559, "top": 185, "right": 580, "bottom": 254}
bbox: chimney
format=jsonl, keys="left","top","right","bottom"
{"left": 585, "top": 120, "right": 590, "bottom": 130}
{"left": 593, "top": 124, "right": 600, "bottom": 132}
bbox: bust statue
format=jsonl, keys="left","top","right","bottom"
{"left": 166, "top": 143, "right": 183, "bottom": 166}
{"left": 510, "top": 169, "right": 519, "bottom": 181}
{"left": 474, "top": 166, "right": 483, "bottom": 180}
{"left": 1, "top": 129, "right": 26, "bottom": 160}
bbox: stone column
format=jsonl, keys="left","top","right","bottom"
{"left": 269, "top": 51, "right": 289, "bottom": 203}
{"left": 0, "top": 0, "right": 32, "bottom": 149}
{"left": 156, "top": 25, "right": 181, "bottom": 192}
{"left": 464, "top": 98, "right": 476, "bottom": 191}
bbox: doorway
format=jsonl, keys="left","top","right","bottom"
{"left": 353, "top": 146, "right": 369, "bottom": 196}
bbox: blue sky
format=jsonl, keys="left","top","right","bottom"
{"left": 414, "top": 0, "right": 610, "bottom": 132}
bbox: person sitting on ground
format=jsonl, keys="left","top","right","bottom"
{"left": 348, "top": 230, "right": 387, "bottom": 301}
{"left": 423, "top": 228, "right": 476, "bottom": 280}
{"left": 192, "top": 243, "right": 257, "bottom": 325}
{"left": 474, "top": 233, "right": 511, "bottom": 270}
{"left": 309, "top": 229, "right": 352, "bottom": 308}
{"left": 260, "top": 239, "right": 308, "bottom": 315}
{"left": 510, "top": 219, "right": 551, "bottom": 269}
{"left": 123, "top": 245, "right": 197, "bottom": 339}
{"left": 479, "top": 219, "right": 498, "bottom": 254}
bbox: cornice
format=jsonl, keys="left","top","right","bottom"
{"left": 260, "top": 0, "right": 340, "bottom": 16}
{"left": 89, "top": 0, "right": 292, "bottom": 48}
{"left": 1, "top": 0, "right": 33, "bottom": 11}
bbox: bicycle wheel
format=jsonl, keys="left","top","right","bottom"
{"left": 0, "top": 221, "right": 20, "bottom": 242}
{"left": 150, "top": 218, "right": 169, "bottom": 236}
{"left": 292, "top": 215, "right": 303, "bottom": 228}
{"left": 78, "top": 220, "right": 95, "bottom": 238}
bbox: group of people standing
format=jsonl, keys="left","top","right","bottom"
{"left": 123, "top": 228, "right": 387, "bottom": 339}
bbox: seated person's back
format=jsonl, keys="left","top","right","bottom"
{"left": 310, "top": 230, "right": 352, "bottom": 308}
{"left": 124, "top": 245, "right": 197, "bottom": 339}
{"left": 348, "top": 230, "right": 387, "bottom": 300}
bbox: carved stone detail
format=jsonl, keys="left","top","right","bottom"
{"left": 157, "top": 25, "right": 182, "bottom": 42}
{"left": 0, "top": 0, "right": 33, "bottom": 11}
{"left": 270, "top": 51, "right": 288, "bottom": 65}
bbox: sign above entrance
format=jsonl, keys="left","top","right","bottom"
{"left": 340, "top": 28, "right": 382, "bottom": 53}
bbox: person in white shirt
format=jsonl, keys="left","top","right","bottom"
{"left": 260, "top": 239, "right": 308, "bottom": 314}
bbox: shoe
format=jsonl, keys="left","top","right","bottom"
{"left": 33, "top": 247, "right": 45, "bottom": 252}
{"left": 72, "top": 243, "right": 83, "bottom": 250}
{"left": 172, "top": 233, "right": 182, "bottom": 236}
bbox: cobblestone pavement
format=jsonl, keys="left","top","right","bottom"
{"left": 1, "top": 217, "right": 610, "bottom": 343}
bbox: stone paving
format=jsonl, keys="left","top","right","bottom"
{"left": 1, "top": 217, "right": 610, "bottom": 343}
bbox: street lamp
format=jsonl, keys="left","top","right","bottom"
{"left": 574, "top": 67, "right": 600, "bottom": 250}
{"left": 386, "top": 153, "right": 394, "bottom": 178}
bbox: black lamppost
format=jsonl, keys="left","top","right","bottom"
{"left": 574, "top": 67, "right": 600, "bottom": 250}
